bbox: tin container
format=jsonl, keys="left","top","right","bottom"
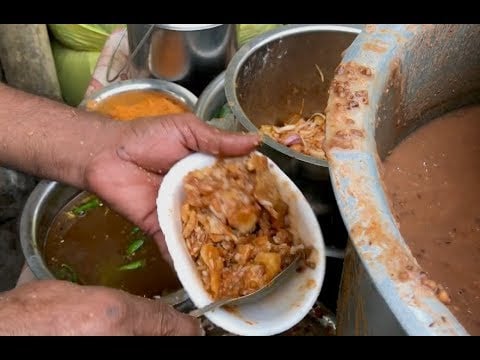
{"left": 127, "top": 24, "right": 237, "bottom": 95}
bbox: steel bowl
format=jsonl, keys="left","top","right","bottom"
{"left": 225, "top": 24, "right": 361, "bottom": 181}
{"left": 80, "top": 78, "right": 198, "bottom": 111}
{"left": 195, "top": 70, "right": 227, "bottom": 121}
{"left": 20, "top": 181, "right": 79, "bottom": 281}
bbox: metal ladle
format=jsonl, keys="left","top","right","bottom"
{"left": 189, "top": 255, "right": 301, "bottom": 318}
{"left": 158, "top": 256, "right": 301, "bottom": 316}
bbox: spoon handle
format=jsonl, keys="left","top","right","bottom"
{"left": 189, "top": 298, "right": 232, "bottom": 318}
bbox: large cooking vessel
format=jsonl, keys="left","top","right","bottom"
{"left": 327, "top": 24, "right": 480, "bottom": 335}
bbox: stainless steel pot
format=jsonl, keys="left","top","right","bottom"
{"left": 225, "top": 24, "right": 361, "bottom": 181}
{"left": 80, "top": 78, "right": 197, "bottom": 110}
{"left": 127, "top": 24, "right": 238, "bottom": 95}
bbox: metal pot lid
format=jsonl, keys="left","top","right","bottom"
{"left": 155, "top": 24, "right": 223, "bottom": 31}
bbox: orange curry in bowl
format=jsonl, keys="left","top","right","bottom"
{"left": 86, "top": 90, "right": 190, "bottom": 121}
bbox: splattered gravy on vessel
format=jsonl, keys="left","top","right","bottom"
{"left": 383, "top": 105, "right": 480, "bottom": 335}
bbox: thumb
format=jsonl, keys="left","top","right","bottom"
{"left": 131, "top": 296, "right": 204, "bottom": 336}
{"left": 174, "top": 114, "right": 261, "bottom": 156}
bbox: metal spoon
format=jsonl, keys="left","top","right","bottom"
{"left": 188, "top": 255, "right": 301, "bottom": 318}
{"left": 154, "top": 288, "right": 189, "bottom": 306}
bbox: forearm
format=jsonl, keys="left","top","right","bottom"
{"left": 0, "top": 84, "right": 121, "bottom": 189}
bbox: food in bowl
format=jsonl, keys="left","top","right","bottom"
{"left": 260, "top": 112, "right": 326, "bottom": 160}
{"left": 181, "top": 153, "right": 313, "bottom": 300}
{"left": 86, "top": 90, "right": 190, "bottom": 121}
{"left": 382, "top": 105, "right": 480, "bottom": 335}
{"left": 44, "top": 192, "right": 181, "bottom": 298}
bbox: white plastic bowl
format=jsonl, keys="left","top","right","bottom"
{"left": 157, "top": 152, "right": 326, "bottom": 336}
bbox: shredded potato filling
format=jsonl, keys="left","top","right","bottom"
{"left": 181, "top": 153, "right": 312, "bottom": 300}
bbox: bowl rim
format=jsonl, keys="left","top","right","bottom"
{"left": 225, "top": 24, "right": 362, "bottom": 169}
{"left": 80, "top": 78, "right": 198, "bottom": 111}
{"left": 19, "top": 180, "right": 69, "bottom": 281}
{"left": 194, "top": 70, "right": 226, "bottom": 120}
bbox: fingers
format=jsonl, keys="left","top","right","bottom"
{"left": 174, "top": 114, "right": 261, "bottom": 157}
{"left": 129, "top": 296, "right": 203, "bottom": 336}
{"left": 152, "top": 230, "right": 174, "bottom": 266}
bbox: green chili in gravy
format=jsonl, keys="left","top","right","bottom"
{"left": 44, "top": 192, "right": 181, "bottom": 298}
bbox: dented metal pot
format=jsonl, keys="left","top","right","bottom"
{"left": 327, "top": 24, "right": 480, "bottom": 335}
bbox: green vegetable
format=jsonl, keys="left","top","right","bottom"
{"left": 51, "top": 40, "right": 100, "bottom": 106}
{"left": 237, "top": 24, "right": 282, "bottom": 46}
{"left": 213, "top": 104, "right": 233, "bottom": 120}
{"left": 55, "top": 264, "right": 78, "bottom": 283}
{"left": 126, "top": 238, "right": 145, "bottom": 256}
{"left": 49, "top": 24, "right": 124, "bottom": 52}
{"left": 72, "top": 197, "right": 103, "bottom": 216}
{"left": 130, "top": 226, "right": 141, "bottom": 235}
{"left": 118, "top": 259, "right": 146, "bottom": 271}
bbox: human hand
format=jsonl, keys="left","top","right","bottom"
{"left": 0, "top": 280, "right": 203, "bottom": 336}
{"left": 84, "top": 114, "right": 259, "bottom": 260}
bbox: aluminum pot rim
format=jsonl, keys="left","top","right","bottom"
{"left": 324, "top": 24, "right": 469, "bottom": 335}
{"left": 79, "top": 78, "right": 198, "bottom": 111}
{"left": 225, "top": 24, "right": 362, "bottom": 169}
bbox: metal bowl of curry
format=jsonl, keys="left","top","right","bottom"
{"left": 20, "top": 78, "right": 198, "bottom": 300}
{"left": 81, "top": 78, "right": 198, "bottom": 120}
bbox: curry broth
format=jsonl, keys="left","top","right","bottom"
{"left": 44, "top": 192, "right": 181, "bottom": 298}
{"left": 87, "top": 90, "right": 189, "bottom": 121}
